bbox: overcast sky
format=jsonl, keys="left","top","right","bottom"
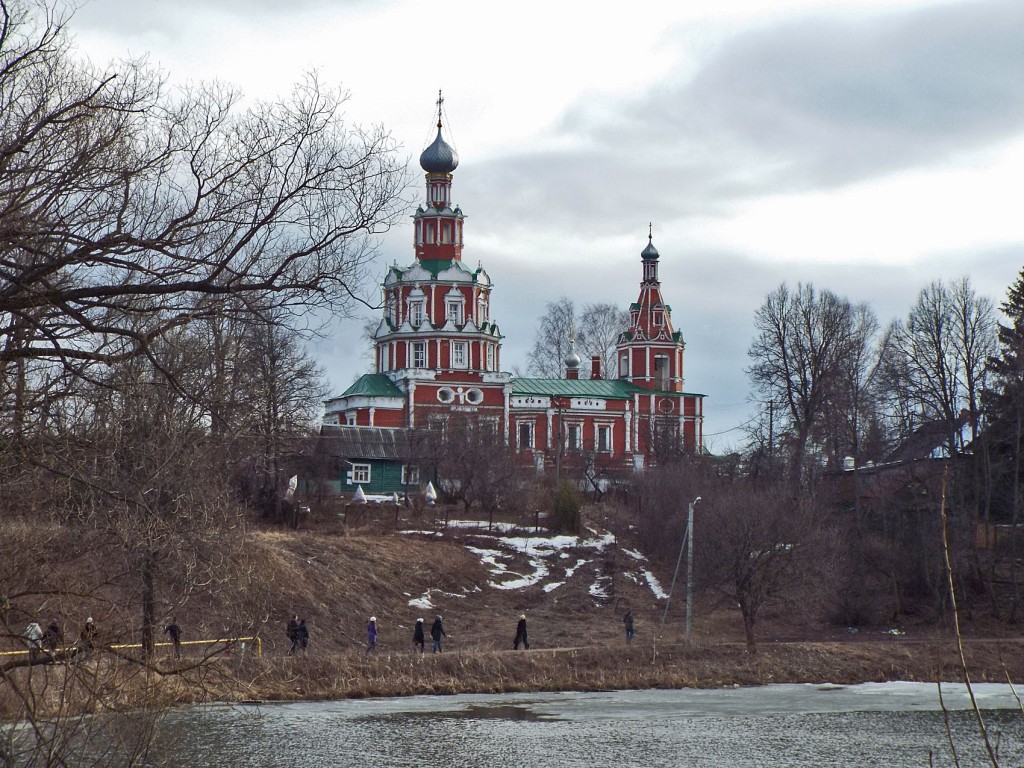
{"left": 71, "top": 0, "right": 1024, "bottom": 452}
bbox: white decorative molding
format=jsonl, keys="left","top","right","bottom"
{"left": 570, "top": 397, "right": 606, "bottom": 410}
{"left": 511, "top": 395, "right": 551, "bottom": 409}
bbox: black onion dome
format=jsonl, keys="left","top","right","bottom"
{"left": 641, "top": 238, "right": 660, "bottom": 261}
{"left": 419, "top": 125, "right": 459, "bottom": 173}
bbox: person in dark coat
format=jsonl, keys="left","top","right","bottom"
{"left": 367, "top": 616, "right": 378, "bottom": 652}
{"left": 513, "top": 614, "right": 529, "bottom": 650}
{"left": 44, "top": 617, "right": 63, "bottom": 656}
{"left": 286, "top": 615, "right": 300, "bottom": 655}
{"left": 79, "top": 617, "right": 97, "bottom": 655}
{"left": 623, "top": 610, "right": 635, "bottom": 644}
{"left": 430, "top": 615, "right": 447, "bottom": 653}
{"left": 413, "top": 618, "right": 425, "bottom": 653}
{"left": 296, "top": 619, "right": 309, "bottom": 654}
{"left": 164, "top": 617, "right": 182, "bottom": 658}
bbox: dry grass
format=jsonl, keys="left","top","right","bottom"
{"left": 9, "top": 636, "right": 1022, "bottom": 717}
{"left": 5, "top": 504, "right": 1024, "bottom": 719}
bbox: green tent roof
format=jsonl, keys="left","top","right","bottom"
{"left": 339, "top": 373, "right": 403, "bottom": 399}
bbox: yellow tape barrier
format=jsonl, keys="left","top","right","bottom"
{"left": 0, "top": 636, "right": 262, "bottom": 659}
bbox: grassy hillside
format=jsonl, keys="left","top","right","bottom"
{"left": 3, "top": 501, "right": 1024, "bottom": 713}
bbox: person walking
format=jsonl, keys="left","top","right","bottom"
{"left": 430, "top": 615, "right": 447, "bottom": 653}
{"left": 513, "top": 614, "right": 529, "bottom": 650}
{"left": 79, "top": 617, "right": 97, "bottom": 655}
{"left": 286, "top": 615, "right": 300, "bottom": 655}
{"left": 413, "top": 618, "right": 425, "bottom": 653}
{"left": 164, "top": 617, "right": 182, "bottom": 658}
{"left": 623, "top": 609, "right": 635, "bottom": 644}
{"left": 24, "top": 620, "right": 44, "bottom": 661}
{"left": 44, "top": 617, "right": 63, "bottom": 656}
{"left": 366, "top": 616, "right": 378, "bottom": 653}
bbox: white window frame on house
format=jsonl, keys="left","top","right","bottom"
{"left": 565, "top": 423, "right": 582, "bottom": 451}
{"left": 411, "top": 341, "right": 427, "bottom": 368}
{"left": 518, "top": 421, "right": 535, "bottom": 450}
{"left": 350, "top": 463, "right": 371, "bottom": 484}
{"left": 479, "top": 416, "right": 500, "bottom": 438}
{"left": 653, "top": 309, "right": 664, "bottom": 326}
{"left": 448, "top": 302, "right": 462, "bottom": 324}
{"left": 409, "top": 300, "right": 425, "bottom": 328}
{"left": 451, "top": 341, "right": 468, "bottom": 369}
{"left": 619, "top": 353, "right": 629, "bottom": 378}
{"left": 477, "top": 296, "right": 488, "bottom": 323}
{"left": 346, "top": 413, "right": 356, "bottom": 426}
{"left": 486, "top": 344, "right": 495, "bottom": 371}
{"left": 595, "top": 424, "right": 612, "bottom": 453}
{"left": 401, "top": 465, "right": 420, "bottom": 486}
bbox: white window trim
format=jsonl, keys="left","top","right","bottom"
{"left": 409, "top": 300, "right": 425, "bottom": 328}
{"left": 401, "top": 465, "right": 420, "bottom": 485}
{"left": 411, "top": 341, "right": 427, "bottom": 368}
{"left": 451, "top": 341, "right": 468, "bottom": 369}
{"left": 350, "top": 463, "right": 371, "bottom": 484}
{"left": 565, "top": 423, "right": 583, "bottom": 450}
{"left": 518, "top": 421, "right": 535, "bottom": 450}
{"left": 595, "top": 424, "right": 613, "bottom": 453}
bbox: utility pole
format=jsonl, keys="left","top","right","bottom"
{"left": 661, "top": 495, "right": 702, "bottom": 631}
{"left": 685, "top": 496, "right": 701, "bottom": 639}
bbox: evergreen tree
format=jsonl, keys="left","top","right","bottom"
{"left": 982, "top": 267, "right": 1024, "bottom": 523}
{"left": 976, "top": 267, "right": 1024, "bottom": 618}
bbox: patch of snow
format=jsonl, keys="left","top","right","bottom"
{"left": 445, "top": 520, "right": 524, "bottom": 534}
{"left": 589, "top": 578, "right": 611, "bottom": 600}
{"left": 643, "top": 569, "right": 668, "bottom": 600}
{"left": 465, "top": 546, "right": 510, "bottom": 575}
{"left": 491, "top": 559, "right": 549, "bottom": 591}
{"left": 564, "top": 558, "right": 589, "bottom": 579}
{"left": 408, "top": 587, "right": 467, "bottom": 610}
{"left": 622, "top": 548, "right": 646, "bottom": 561}
{"left": 543, "top": 582, "right": 563, "bottom": 593}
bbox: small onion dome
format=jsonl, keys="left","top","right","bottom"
{"left": 565, "top": 349, "right": 582, "bottom": 370}
{"left": 419, "top": 124, "right": 459, "bottom": 174}
{"left": 641, "top": 238, "right": 660, "bottom": 261}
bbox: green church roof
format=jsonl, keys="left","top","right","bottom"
{"left": 339, "top": 373, "right": 403, "bottom": 399}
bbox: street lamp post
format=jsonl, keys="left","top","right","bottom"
{"left": 685, "top": 496, "right": 701, "bottom": 639}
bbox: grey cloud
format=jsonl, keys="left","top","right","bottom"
{"left": 72, "top": 0, "right": 345, "bottom": 37}
{"left": 672, "top": 0, "right": 1024, "bottom": 187}
{"left": 462, "top": 1, "right": 1024, "bottom": 233}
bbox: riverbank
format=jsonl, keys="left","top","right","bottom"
{"left": 159, "top": 638, "right": 1024, "bottom": 706}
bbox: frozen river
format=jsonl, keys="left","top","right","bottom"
{"left": 154, "top": 682, "right": 1024, "bottom": 767}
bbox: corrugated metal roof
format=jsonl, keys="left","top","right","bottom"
{"left": 319, "top": 425, "right": 417, "bottom": 460}
{"left": 340, "top": 374, "right": 403, "bottom": 398}
{"left": 511, "top": 377, "right": 705, "bottom": 400}
{"left": 511, "top": 378, "right": 638, "bottom": 398}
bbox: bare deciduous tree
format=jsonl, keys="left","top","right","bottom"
{"left": 747, "top": 283, "right": 862, "bottom": 484}
{"left": 697, "top": 481, "right": 834, "bottom": 651}
{"left": 879, "top": 278, "right": 995, "bottom": 454}
{"left": 526, "top": 297, "right": 579, "bottom": 377}
{"left": 579, "top": 302, "right": 629, "bottom": 379}
{"left": 0, "top": 0, "right": 407, "bottom": 386}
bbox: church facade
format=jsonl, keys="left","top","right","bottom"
{"left": 323, "top": 108, "right": 704, "bottom": 482}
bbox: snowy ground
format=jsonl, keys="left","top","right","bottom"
{"left": 401, "top": 521, "right": 668, "bottom": 610}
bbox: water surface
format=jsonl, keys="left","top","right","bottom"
{"left": 155, "top": 683, "right": 1024, "bottom": 767}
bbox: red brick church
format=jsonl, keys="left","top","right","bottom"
{"left": 322, "top": 103, "right": 704, "bottom": 489}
